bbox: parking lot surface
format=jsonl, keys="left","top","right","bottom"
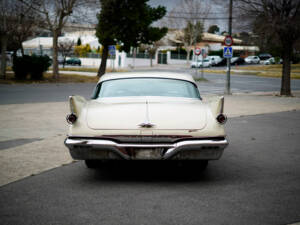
{"left": 0, "top": 111, "right": 299, "bottom": 225}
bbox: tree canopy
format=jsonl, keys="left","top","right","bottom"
{"left": 96, "top": 0, "right": 168, "bottom": 76}
{"left": 97, "top": 0, "right": 167, "bottom": 52}
{"left": 207, "top": 25, "right": 220, "bottom": 34}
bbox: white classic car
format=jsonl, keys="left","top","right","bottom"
{"left": 64, "top": 72, "right": 228, "bottom": 169}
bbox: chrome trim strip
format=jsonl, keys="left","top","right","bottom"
{"left": 65, "top": 137, "right": 228, "bottom": 160}
{"left": 163, "top": 139, "right": 228, "bottom": 159}
{"left": 138, "top": 101, "right": 155, "bottom": 128}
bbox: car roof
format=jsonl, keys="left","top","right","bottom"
{"left": 98, "top": 72, "right": 196, "bottom": 84}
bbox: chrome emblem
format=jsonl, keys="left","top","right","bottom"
{"left": 138, "top": 122, "right": 155, "bottom": 128}
{"left": 138, "top": 100, "right": 155, "bottom": 128}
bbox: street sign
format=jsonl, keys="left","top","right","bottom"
{"left": 194, "top": 47, "right": 201, "bottom": 56}
{"left": 108, "top": 45, "right": 116, "bottom": 56}
{"left": 201, "top": 48, "right": 206, "bottom": 56}
{"left": 223, "top": 46, "right": 233, "bottom": 58}
{"left": 224, "top": 35, "right": 233, "bottom": 46}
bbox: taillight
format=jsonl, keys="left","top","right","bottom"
{"left": 66, "top": 113, "right": 77, "bottom": 124}
{"left": 216, "top": 114, "right": 227, "bottom": 124}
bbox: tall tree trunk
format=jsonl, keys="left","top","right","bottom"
{"left": 150, "top": 52, "right": 153, "bottom": 67}
{"left": 98, "top": 45, "right": 108, "bottom": 77}
{"left": 20, "top": 43, "right": 25, "bottom": 56}
{"left": 186, "top": 47, "right": 191, "bottom": 65}
{"left": 0, "top": 35, "right": 8, "bottom": 79}
{"left": 280, "top": 43, "right": 292, "bottom": 96}
{"left": 52, "top": 31, "right": 59, "bottom": 79}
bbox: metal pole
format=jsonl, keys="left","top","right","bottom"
{"left": 196, "top": 55, "right": 198, "bottom": 78}
{"left": 225, "top": 0, "right": 233, "bottom": 95}
{"left": 201, "top": 54, "right": 204, "bottom": 78}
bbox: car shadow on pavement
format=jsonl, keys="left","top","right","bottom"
{"left": 83, "top": 160, "right": 216, "bottom": 183}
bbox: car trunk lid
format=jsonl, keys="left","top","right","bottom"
{"left": 86, "top": 97, "right": 207, "bottom": 130}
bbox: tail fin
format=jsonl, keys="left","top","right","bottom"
{"left": 69, "top": 95, "right": 87, "bottom": 115}
{"left": 206, "top": 96, "right": 225, "bottom": 117}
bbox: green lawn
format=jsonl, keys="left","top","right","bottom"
{"left": 204, "top": 64, "right": 300, "bottom": 79}
{"left": 0, "top": 72, "right": 99, "bottom": 84}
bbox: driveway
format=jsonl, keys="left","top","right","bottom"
{"left": 0, "top": 111, "right": 299, "bottom": 225}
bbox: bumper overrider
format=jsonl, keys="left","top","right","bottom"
{"left": 65, "top": 137, "right": 229, "bottom": 160}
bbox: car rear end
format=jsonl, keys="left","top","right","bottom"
{"left": 64, "top": 73, "right": 228, "bottom": 163}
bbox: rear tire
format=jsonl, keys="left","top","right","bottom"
{"left": 199, "top": 160, "right": 208, "bottom": 171}
{"left": 178, "top": 160, "right": 208, "bottom": 172}
{"left": 191, "top": 160, "right": 208, "bottom": 171}
{"left": 85, "top": 160, "right": 100, "bottom": 169}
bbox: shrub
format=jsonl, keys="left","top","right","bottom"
{"left": 74, "top": 44, "right": 92, "bottom": 57}
{"left": 29, "top": 55, "right": 51, "bottom": 80}
{"left": 291, "top": 54, "right": 300, "bottom": 64}
{"left": 12, "top": 55, "right": 31, "bottom": 80}
{"left": 12, "top": 55, "right": 51, "bottom": 80}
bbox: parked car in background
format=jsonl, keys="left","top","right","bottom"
{"left": 207, "top": 55, "right": 222, "bottom": 66}
{"left": 190, "top": 58, "right": 211, "bottom": 68}
{"left": 215, "top": 58, "right": 227, "bottom": 67}
{"left": 259, "top": 53, "right": 272, "bottom": 60}
{"left": 58, "top": 56, "right": 65, "bottom": 65}
{"left": 66, "top": 57, "right": 81, "bottom": 66}
{"left": 230, "top": 57, "right": 245, "bottom": 65}
{"left": 64, "top": 72, "right": 228, "bottom": 170}
{"left": 245, "top": 56, "right": 260, "bottom": 64}
{"left": 262, "top": 57, "right": 275, "bottom": 65}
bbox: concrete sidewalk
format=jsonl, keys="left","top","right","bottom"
{"left": 0, "top": 91, "right": 300, "bottom": 186}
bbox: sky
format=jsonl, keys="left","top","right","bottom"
{"left": 77, "top": 0, "right": 230, "bottom": 33}
{"left": 149, "top": 0, "right": 228, "bottom": 32}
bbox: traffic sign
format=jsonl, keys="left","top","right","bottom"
{"left": 223, "top": 46, "right": 233, "bottom": 58}
{"left": 194, "top": 47, "right": 201, "bottom": 56}
{"left": 224, "top": 35, "right": 233, "bottom": 46}
{"left": 108, "top": 45, "right": 116, "bottom": 56}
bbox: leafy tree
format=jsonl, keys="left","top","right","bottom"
{"left": 74, "top": 44, "right": 92, "bottom": 57}
{"left": 237, "top": 0, "right": 300, "bottom": 96}
{"left": 77, "top": 37, "right": 82, "bottom": 46}
{"left": 207, "top": 25, "right": 220, "bottom": 34}
{"left": 96, "top": 0, "right": 168, "bottom": 77}
{"left": 221, "top": 31, "right": 228, "bottom": 35}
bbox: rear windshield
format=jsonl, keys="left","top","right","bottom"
{"left": 94, "top": 78, "right": 201, "bottom": 99}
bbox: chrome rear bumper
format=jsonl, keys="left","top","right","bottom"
{"left": 64, "top": 138, "right": 228, "bottom": 160}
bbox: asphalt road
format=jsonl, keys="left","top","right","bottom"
{"left": 1, "top": 111, "right": 299, "bottom": 225}
{"left": 1, "top": 70, "right": 300, "bottom": 104}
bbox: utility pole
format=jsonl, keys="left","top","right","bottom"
{"left": 225, "top": 0, "right": 233, "bottom": 94}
